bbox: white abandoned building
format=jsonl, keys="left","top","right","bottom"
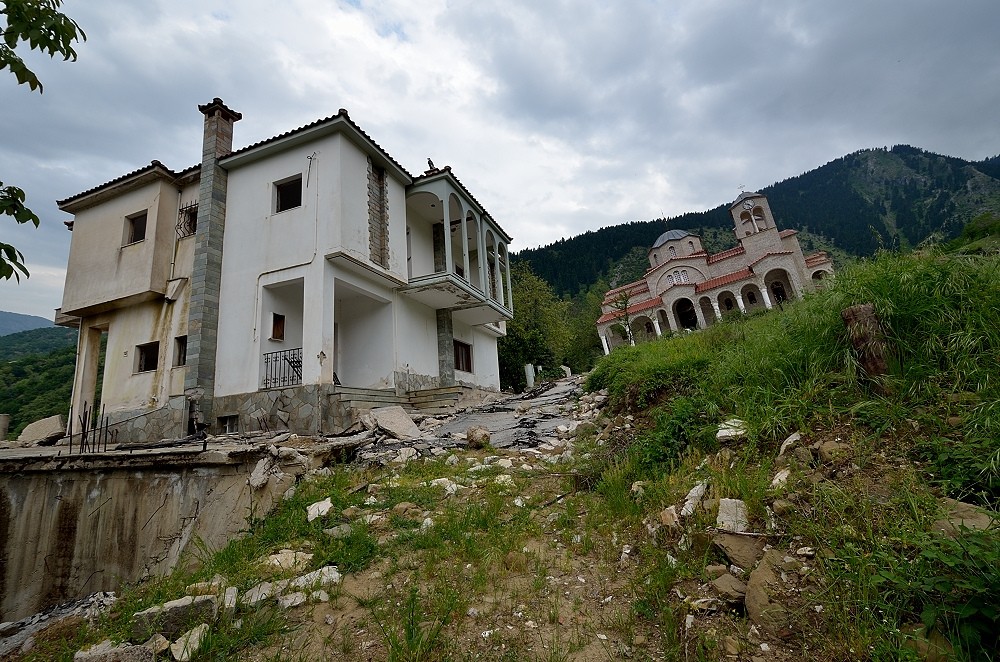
{"left": 55, "top": 99, "right": 513, "bottom": 441}
{"left": 596, "top": 193, "right": 834, "bottom": 352}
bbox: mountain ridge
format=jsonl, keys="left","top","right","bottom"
{"left": 516, "top": 144, "right": 1000, "bottom": 296}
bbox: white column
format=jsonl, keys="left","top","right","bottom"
{"left": 693, "top": 304, "right": 707, "bottom": 329}
{"left": 443, "top": 204, "right": 453, "bottom": 274}
{"left": 652, "top": 317, "right": 662, "bottom": 337}
{"left": 459, "top": 209, "right": 470, "bottom": 281}
{"left": 736, "top": 296, "right": 747, "bottom": 314}
{"left": 760, "top": 286, "right": 773, "bottom": 310}
{"left": 711, "top": 300, "right": 723, "bottom": 320}
{"left": 600, "top": 334, "right": 610, "bottom": 355}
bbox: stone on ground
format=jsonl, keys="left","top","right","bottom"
{"left": 169, "top": 623, "right": 209, "bottom": 662}
{"left": 264, "top": 549, "right": 313, "bottom": 571}
{"left": 712, "top": 532, "right": 765, "bottom": 568}
{"left": 716, "top": 498, "right": 749, "bottom": 533}
{"left": 711, "top": 573, "right": 748, "bottom": 602}
{"left": 130, "top": 594, "right": 217, "bottom": 642}
{"left": 745, "top": 549, "right": 792, "bottom": 634}
{"left": 680, "top": 482, "right": 707, "bottom": 516}
{"left": 931, "top": 497, "right": 997, "bottom": 536}
{"left": 466, "top": 425, "right": 490, "bottom": 449}
{"left": 73, "top": 640, "right": 155, "bottom": 661}
{"left": 716, "top": 419, "right": 746, "bottom": 441}
{"left": 306, "top": 497, "right": 333, "bottom": 522}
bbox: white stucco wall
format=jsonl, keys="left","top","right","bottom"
{"left": 394, "top": 295, "right": 440, "bottom": 380}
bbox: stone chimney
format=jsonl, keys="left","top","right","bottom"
{"left": 185, "top": 98, "right": 242, "bottom": 430}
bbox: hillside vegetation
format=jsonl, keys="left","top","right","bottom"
{"left": 0, "top": 327, "right": 77, "bottom": 438}
{"left": 19, "top": 249, "right": 999, "bottom": 661}
{"left": 518, "top": 145, "right": 1000, "bottom": 298}
{"left": 0, "top": 310, "right": 54, "bottom": 336}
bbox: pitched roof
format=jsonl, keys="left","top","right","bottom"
{"left": 706, "top": 245, "right": 746, "bottom": 264}
{"left": 602, "top": 280, "right": 649, "bottom": 304}
{"left": 596, "top": 297, "right": 660, "bottom": 324}
{"left": 805, "top": 251, "right": 833, "bottom": 267}
{"left": 57, "top": 160, "right": 188, "bottom": 212}
{"left": 694, "top": 268, "right": 753, "bottom": 293}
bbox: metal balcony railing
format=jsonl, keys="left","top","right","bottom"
{"left": 261, "top": 347, "right": 302, "bottom": 389}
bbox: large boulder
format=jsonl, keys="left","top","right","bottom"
{"left": 931, "top": 498, "right": 996, "bottom": 537}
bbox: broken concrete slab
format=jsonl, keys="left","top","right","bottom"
{"left": 369, "top": 406, "right": 421, "bottom": 439}
{"left": 716, "top": 498, "right": 749, "bottom": 533}
{"left": 288, "top": 565, "right": 342, "bottom": 591}
{"left": 263, "top": 549, "right": 313, "bottom": 571}
{"left": 277, "top": 592, "right": 307, "bottom": 609}
{"left": 130, "top": 594, "right": 217, "bottom": 642}
{"left": 17, "top": 415, "right": 64, "bottom": 445}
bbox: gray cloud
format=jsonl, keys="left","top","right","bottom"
{"left": 2, "top": 0, "right": 999, "bottom": 317}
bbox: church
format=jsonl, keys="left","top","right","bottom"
{"left": 596, "top": 192, "right": 834, "bottom": 352}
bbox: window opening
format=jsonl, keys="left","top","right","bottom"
{"left": 176, "top": 203, "right": 198, "bottom": 237}
{"left": 271, "top": 313, "right": 285, "bottom": 341}
{"left": 668, "top": 246, "right": 676, "bottom": 258}
{"left": 218, "top": 415, "right": 239, "bottom": 434}
{"left": 454, "top": 340, "right": 473, "bottom": 372}
{"left": 747, "top": 292, "right": 757, "bottom": 304}
{"left": 274, "top": 176, "right": 303, "bottom": 213}
{"left": 125, "top": 211, "right": 147, "bottom": 245}
{"left": 135, "top": 341, "right": 159, "bottom": 373}
{"left": 173, "top": 335, "right": 187, "bottom": 367}
{"left": 724, "top": 298, "right": 734, "bottom": 311}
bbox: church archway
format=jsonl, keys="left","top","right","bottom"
{"left": 673, "top": 298, "right": 698, "bottom": 330}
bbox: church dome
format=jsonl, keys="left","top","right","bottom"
{"left": 651, "top": 229, "right": 694, "bottom": 249}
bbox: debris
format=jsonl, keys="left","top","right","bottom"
{"left": 717, "top": 498, "right": 750, "bottom": 533}
{"left": 681, "top": 482, "right": 707, "bottom": 516}
{"left": 307, "top": 497, "right": 333, "bottom": 522}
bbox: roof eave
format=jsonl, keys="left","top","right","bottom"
{"left": 57, "top": 164, "right": 178, "bottom": 214}
{"left": 220, "top": 116, "right": 412, "bottom": 185}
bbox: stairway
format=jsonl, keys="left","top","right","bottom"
{"left": 327, "top": 385, "right": 465, "bottom": 433}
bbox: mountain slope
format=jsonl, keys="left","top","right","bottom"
{"left": 517, "top": 145, "right": 1000, "bottom": 296}
{"left": 0, "top": 311, "right": 53, "bottom": 336}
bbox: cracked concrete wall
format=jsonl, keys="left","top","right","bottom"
{"left": 0, "top": 451, "right": 290, "bottom": 622}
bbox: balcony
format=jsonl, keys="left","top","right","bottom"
{"left": 261, "top": 347, "right": 302, "bottom": 389}
{"left": 401, "top": 272, "right": 512, "bottom": 324}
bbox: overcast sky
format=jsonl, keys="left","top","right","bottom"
{"left": 2, "top": 0, "right": 999, "bottom": 318}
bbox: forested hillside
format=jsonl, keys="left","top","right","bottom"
{"left": 0, "top": 327, "right": 77, "bottom": 439}
{"left": 517, "top": 145, "right": 1000, "bottom": 296}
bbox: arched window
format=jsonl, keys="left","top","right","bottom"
{"left": 667, "top": 274, "right": 674, "bottom": 285}
{"left": 681, "top": 270, "right": 689, "bottom": 283}
{"left": 724, "top": 298, "right": 734, "bottom": 311}
{"left": 653, "top": 253, "right": 659, "bottom": 265}
{"left": 668, "top": 246, "right": 677, "bottom": 258}
{"left": 748, "top": 292, "right": 757, "bottom": 304}
{"left": 688, "top": 240, "right": 694, "bottom": 252}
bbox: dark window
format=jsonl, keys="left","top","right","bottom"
{"left": 271, "top": 313, "right": 285, "bottom": 341}
{"left": 454, "top": 340, "right": 473, "bottom": 372}
{"left": 136, "top": 341, "right": 159, "bottom": 373}
{"left": 218, "top": 415, "right": 239, "bottom": 434}
{"left": 748, "top": 292, "right": 757, "bottom": 304}
{"left": 125, "top": 212, "right": 147, "bottom": 244}
{"left": 724, "top": 299, "right": 734, "bottom": 311}
{"left": 177, "top": 203, "right": 198, "bottom": 237}
{"left": 174, "top": 335, "right": 187, "bottom": 367}
{"left": 275, "top": 176, "right": 303, "bottom": 213}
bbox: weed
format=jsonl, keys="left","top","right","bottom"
{"left": 374, "top": 585, "right": 457, "bottom": 662}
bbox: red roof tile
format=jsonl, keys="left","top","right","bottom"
{"left": 779, "top": 229, "right": 798, "bottom": 238}
{"left": 707, "top": 245, "right": 746, "bottom": 264}
{"left": 596, "top": 297, "right": 660, "bottom": 324}
{"left": 804, "top": 251, "right": 832, "bottom": 267}
{"left": 694, "top": 268, "right": 753, "bottom": 293}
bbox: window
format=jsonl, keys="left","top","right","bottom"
{"left": 177, "top": 203, "right": 198, "bottom": 238}
{"left": 668, "top": 246, "right": 676, "bottom": 258}
{"left": 747, "top": 292, "right": 757, "bottom": 304}
{"left": 135, "top": 341, "right": 159, "bottom": 373}
{"left": 454, "top": 340, "right": 473, "bottom": 373}
{"left": 274, "top": 175, "right": 303, "bottom": 213}
{"left": 218, "top": 415, "right": 239, "bottom": 434}
{"left": 724, "top": 298, "right": 734, "bottom": 311}
{"left": 125, "top": 211, "right": 147, "bottom": 245}
{"left": 173, "top": 335, "right": 187, "bottom": 367}
{"left": 271, "top": 313, "right": 285, "bottom": 341}
{"left": 688, "top": 240, "right": 695, "bottom": 252}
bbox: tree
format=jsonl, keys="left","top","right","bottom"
{"left": 498, "top": 262, "right": 570, "bottom": 391}
{"left": 0, "top": 0, "right": 86, "bottom": 280}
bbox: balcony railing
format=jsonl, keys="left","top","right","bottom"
{"left": 261, "top": 347, "right": 302, "bottom": 389}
